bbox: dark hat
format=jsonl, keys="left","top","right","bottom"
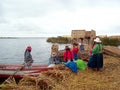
{"left": 65, "top": 45, "right": 70, "bottom": 50}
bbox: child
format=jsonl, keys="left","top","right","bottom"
{"left": 63, "top": 46, "right": 74, "bottom": 63}
{"left": 48, "top": 52, "right": 60, "bottom": 65}
{"left": 72, "top": 43, "right": 79, "bottom": 60}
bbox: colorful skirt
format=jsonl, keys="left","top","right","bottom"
{"left": 87, "top": 53, "right": 103, "bottom": 68}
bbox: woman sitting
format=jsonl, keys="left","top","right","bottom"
{"left": 63, "top": 46, "right": 74, "bottom": 63}
{"left": 48, "top": 52, "right": 60, "bottom": 66}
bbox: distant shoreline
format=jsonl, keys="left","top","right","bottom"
{"left": 0, "top": 35, "right": 120, "bottom": 39}
{"left": 0, "top": 37, "right": 48, "bottom": 39}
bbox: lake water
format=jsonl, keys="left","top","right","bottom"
{"left": 0, "top": 38, "right": 66, "bottom": 64}
{"left": 0, "top": 38, "right": 119, "bottom": 65}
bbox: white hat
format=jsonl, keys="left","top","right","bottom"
{"left": 94, "top": 38, "right": 101, "bottom": 43}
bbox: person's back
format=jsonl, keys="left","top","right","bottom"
{"left": 24, "top": 46, "right": 33, "bottom": 68}
{"left": 92, "top": 43, "right": 102, "bottom": 54}
{"left": 24, "top": 50, "right": 32, "bottom": 61}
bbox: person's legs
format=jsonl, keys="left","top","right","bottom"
{"left": 87, "top": 56, "right": 93, "bottom": 67}
{"left": 74, "top": 53, "right": 78, "bottom": 60}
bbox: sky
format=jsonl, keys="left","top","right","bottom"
{"left": 0, "top": 0, "right": 120, "bottom": 37}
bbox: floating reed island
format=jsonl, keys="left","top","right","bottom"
{"left": 0, "top": 45, "right": 120, "bottom": 90}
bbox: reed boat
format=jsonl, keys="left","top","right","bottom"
{"left": 0, "top": 64, "right": 53, "bottom": 78}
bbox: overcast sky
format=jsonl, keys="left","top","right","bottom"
{"left": 0, "top": 0, "right": 120, "bottom": 37}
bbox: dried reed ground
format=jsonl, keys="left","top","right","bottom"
{"left": 50, "top": 55, "right": 120, "bottom": 90}
{"left": 0, "top": 55, "right": 120, "bottom": 90}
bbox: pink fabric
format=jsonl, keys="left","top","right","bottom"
{"left": 90, "top": 45, "right": 94, "bottom": 56}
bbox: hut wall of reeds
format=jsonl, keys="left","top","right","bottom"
{"left": 71, "top": 29, "right": 96, "bottom": 44}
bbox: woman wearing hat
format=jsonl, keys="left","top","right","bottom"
{"left": 87, "top": 37, "right": 103, "bottom": 71}
{"left": 24, "top": 46, "right": 33, "bottom": 68}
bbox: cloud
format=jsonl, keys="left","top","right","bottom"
{"left": 0, "top": 0, "right": 7, "bottom": 23}
{"left": 2, "top": 0, "right": 71, "bottom": 18}
{"left": 0, "top": 0, "right": 120, "bottom": 37}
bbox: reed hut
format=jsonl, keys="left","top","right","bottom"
{"left": 71, "top": 29, "right": 96, "bottom": 45}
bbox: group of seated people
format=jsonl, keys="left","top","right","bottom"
{"left": 48, "top": 37, "right": 103, "bottom": 72}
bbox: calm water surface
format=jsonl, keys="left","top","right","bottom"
{"left": 0, "top": 38, "right": 66, "bottom": 64}
{"left": 0, "top": 38, "right": 119, "bottom": 64}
